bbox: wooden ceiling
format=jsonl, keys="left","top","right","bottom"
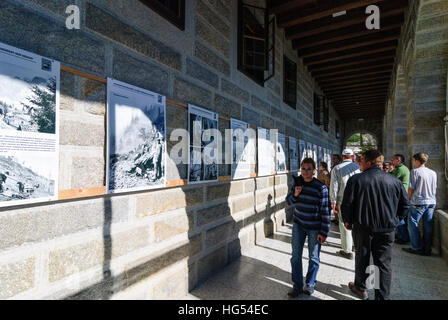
{"left": 269, "top": 0, "right": 409, "bottom": 120}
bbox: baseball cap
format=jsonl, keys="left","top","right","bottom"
{"left": 342, "top": 148, "right": 354, "bottom": 156}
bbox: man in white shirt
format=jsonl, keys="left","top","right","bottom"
{"left": 329, "top": 148, "right": 361, "bottom": 259}
{"left": 403, "top": 153, "right": 437, "bottom": 256}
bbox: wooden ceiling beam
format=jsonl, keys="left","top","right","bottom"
{"left": 327, "top": 89, "right": 389, "bottom": 100}
{"left": 330, "top": 95, "right": 389, "bottom": 103}
{"left": 325, "top": 83, "right": 390, "bottom": 95}
{"left": 338, "top": 114, "right": 385, "bottom": 120}
{"left": 300, "top": 35, "right": 400, "bottom": 58}
{"left": 279, "top": 0, "right": 387, "bottom": 28}
{"left": 337, "top": 106, "right": 385, "bottom": 111}
{"left": 324, "top": 81, "right": 390, "bottom": 92}
{"left": 328, "top": 90, "right": 389, "bottom": 99}
{"left": 336, "top": 107, "right": 386, "bottom": 114}
{"left": 293, "top": 23, "right": 403, "bottom": 50}
{"left": 321, "top": 76, "right": 391, "bottom": 89}
{"left": 337, "top": 108, "right": 385, "bottom": 113}
{"left": 285, "top": 3, "right": 407, "bottom": 41}
{"left": 319, "top": 70, "right": 392, "bottom": 83}
{"left": 313, "top": 62, "right": 394, "bottom": 77}
{"left": 309, "top": 55, "right": 395, "bottom": 72}
{"left": 270, "top": 0, "right": 317, "bottom": 15}
{"left": 334, "top": 96, "right": 387, "bottom": 104}
{"left": 305, "top": 46, "right": 397, "bottom": 66}
{"left": 338, "top": 105, "right": 385, "bottom": 110}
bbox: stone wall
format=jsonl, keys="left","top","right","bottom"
{"left": 384, "top": 0, "right": 448, "bottom": 209}
{"left": 342, "top": 117, "right": 384, "bottom": 152}
{"left": 0, "top": 0, "right": 342, "bottom": 299}
{"left": 434, "top": 210, "right": 448, "bottom": 265}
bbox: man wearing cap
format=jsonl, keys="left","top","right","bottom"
{"left": 329, "top": 148, "right": 361, "bottom": 259}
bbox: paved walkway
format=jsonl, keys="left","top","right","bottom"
{"left": 188, "top": 222, "right": 448, "bottom": 300}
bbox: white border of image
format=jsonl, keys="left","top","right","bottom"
{"left": 187, "top": 104, "right": 219, "bottom": 185}
{"left": 105, "top": 77, "right": 167, "bottom": 194}
{"left": 0, "top": 42, "right": 60, "bottom": 207}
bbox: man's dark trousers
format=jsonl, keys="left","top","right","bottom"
{"left": 352, "top": 224, "right": 395, "bottom": 300}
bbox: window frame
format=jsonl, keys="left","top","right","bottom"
{"left": 140, "top": 0, "right": 186, "bottom": 30}
{"left": 313, "top": 93, "right": 322, "bottom": 126}
{"left": 323, "top": 98, "right": 329, "bottom": 132}
{"left": 283, "top": 55, "right": 297, "bottom": 109}
{"left": 237, "top": 0, "right": 275, "bottom": 87}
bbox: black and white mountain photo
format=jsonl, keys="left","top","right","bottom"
{"left": 0, "top": 62, "right": 57, "bottom": 134}
{"left": 0, "top": 154, "right": 55, "bottom": 203}
{"left": 107, "top": 79, "right": 166, "bottom": 193}
{"left": 276, "top": 133, "right": 286, "bottom": 173}
{"left": 188, "top": 105, "right": 218, "bottom": 184}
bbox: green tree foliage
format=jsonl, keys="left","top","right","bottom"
{"left": 346, "top": 132, "right": 377, "bottom": 152}
{"left": 22, "top": 77, "right": 56, "bottom": 134}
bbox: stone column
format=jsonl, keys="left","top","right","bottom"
{"left": 409, "top": 0, "right": 448, "bottom": 208}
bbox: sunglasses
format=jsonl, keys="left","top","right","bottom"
{"left": 301, "top": 167, "right": 313, "bottom": 171}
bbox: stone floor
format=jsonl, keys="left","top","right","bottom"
{"left": 187, "top": 222, "right": 448, "bottom": 300}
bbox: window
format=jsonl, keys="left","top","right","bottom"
{"left": 314, "top": 93, "right": 329, "bottom": 128}
{"left": 283, "top": 55, "right": 297, "bottom": 109}
{"left": 323, "top": 98, "right": 329, "bottom": 132}
{"left": 140, "top": 0, "right": 185, "bottom": 30}
{"left": 238, "top": 0, "right": 275, "bottom": 86}
{"left": 335, "top": 120, "right": 340, "bottom": 139}
{"left": 314, "top": 93, "right": 323, "bottom": 126}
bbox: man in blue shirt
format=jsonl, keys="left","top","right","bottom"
{"left": 286, "top": 158, "right": 330, "bottom": 297}
{"left": 403, "top": 153, "right": 437, "bottom": 256}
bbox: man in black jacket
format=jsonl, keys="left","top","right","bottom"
{"left": 341, "top": 149, "right": 410, "bottom": 300}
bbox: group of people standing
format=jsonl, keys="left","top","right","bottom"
{"left": 286, "top": 148, "right": 437, "bottom": 300}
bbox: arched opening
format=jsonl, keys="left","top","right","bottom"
{"left": 345, "top": 132, "right": 378, "bottom": 154}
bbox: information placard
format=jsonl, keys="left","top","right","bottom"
{"left": 188, "top": 104, "right": 219, "bottom": 184}
{"left": 257, "top": 127, "right": 274, "bottom": 177}
{"left": 106, "top": 78, "right": 167, "bottom": 193}
{"left": 276, "top": 133, "right": 287, "bottom": 174}
{"left": 0, "top": 42, "right": 60, "bottom": 207}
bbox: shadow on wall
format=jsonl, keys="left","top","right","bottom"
{"left": 56, "top": 83, "right": 287, "bottom": 300}
{"left": 0, "top": 29, "right": 288, "bottom": 301}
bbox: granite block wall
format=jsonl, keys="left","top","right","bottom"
{"left": 384, "top": 0, "right": 448, "bottom": 209}
{"left": 0, "top": 0, "right": 342, "bottom": 299}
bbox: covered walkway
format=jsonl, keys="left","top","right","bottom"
{"left": 187, "top": 222, "right": 448, "bottom": 300}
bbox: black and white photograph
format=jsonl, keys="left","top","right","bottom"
{"left": 0, "top": 42, "right": 60, "bottom": 208}
{"left": 289, "top": 136, "right": 298, "bottom": 172}
{"left": 318, "top": 146, "right": 323, "bottom": 164}
{"left": 324, "top": 148, "right": 331, "bottom": 169}
{"left": 188, "top": 104, "right": 218, "bottom": 184}
{"left": 106, "top": 78, "right": 166, "bottom": 193}
{"left": 0, "top": 43, "right": 58, "bottom": 134}
{"left": 231, "top": 118, "right": 254, "bottom": 180}
{"left": 257, "top": 127, "right": 274, "bottom": 177}
{"left": 299, "top": 139, "right": 306, "bottom": 164}
{"left": 276, "top": 133, "right": 286, "bottom": 173}
{"left": 0, "top": 153, "right": 56, "bottom": 203}
{"left": 306, "top": 142, "right": 313, "bottom": 159}
{"left": 312, "top": 144, "right": 318, "bottom": 164}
